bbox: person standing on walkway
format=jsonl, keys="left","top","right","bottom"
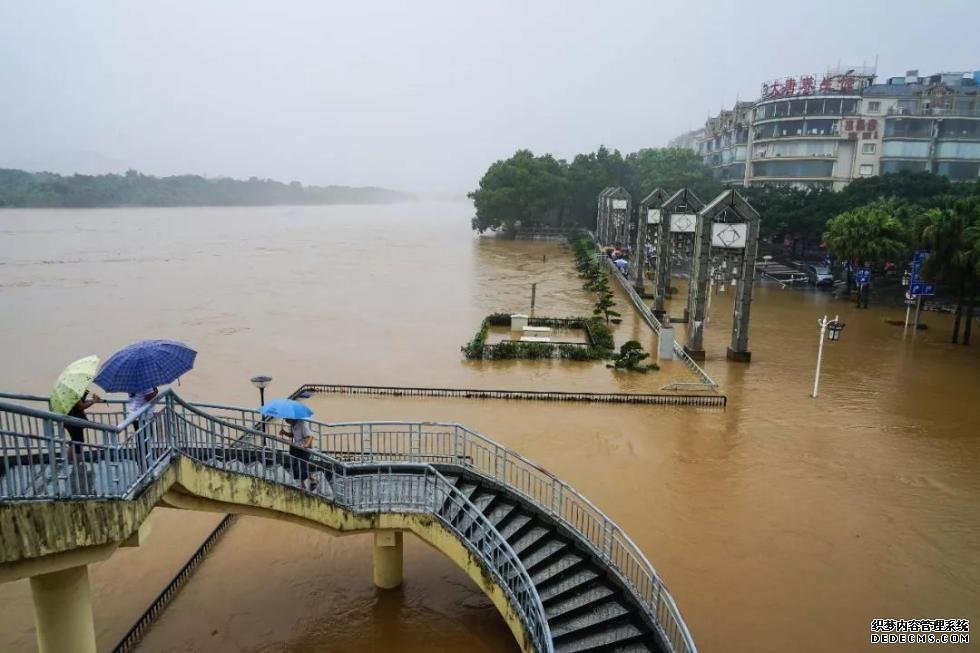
{"left": 281, "top": 418, "right": 317, "bottom": 491}
{"left": 127, "top": 387, "right": 159, "bottom": 424}
{"left": 66, "top": 391, "right": 101, "bottom": 461}
{"left": 127, "top": 387, "right": 159, "bottom": 471}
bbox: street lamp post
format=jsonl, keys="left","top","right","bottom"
{"left": 250, "top": 375, "right": 272, "bottom": 433}
{"left": 812, "top": 315, "right": 844, "bottom": 398}
{"left": 250, "top": 375, "right": 272, "bottom": 406}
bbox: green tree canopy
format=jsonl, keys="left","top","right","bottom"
{"left": 467, "top": 150, "right": 569, "bottom": 233}
{"left": 624, "top": 148, "right": 720, "bottom": 202}
{"left": 823, "top": 200, "right": 911, "bottom": 265}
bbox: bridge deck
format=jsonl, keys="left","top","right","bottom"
{"left": 0, "top": 391, "right": 697, "bottom": 653}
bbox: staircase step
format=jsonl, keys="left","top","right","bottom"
{"left": 539, "top": 568, "right": 600, "bottom": 604}
{"left": 522, "top": 539, "right": 567, "bottom": 572}
{"left": 553, "top": 623, "right": 647, "bottom": 653}
{"left": 470, "top": 490, "right": 497, "bottom": 513}
{"left": 456, "top": 482, "right": 479, "bottom": 499}
{"left": 502, "top": 514, "right": 538, "bottom": 544}
{"left": 510, "top": 525, "right": 550, "bottom": 555}
{"left": 498, "top": 513, "right": 533, "bottom": 540}
{"left": 486, "top": 502, "right": 518, "bottom": 527}
{"left": 546, "top": 583, "right": 616, "bottom": 621}
{"left": 531, "top": 552, "right": 585, "bottom": 586}
{"left": 550, "top": 599, "right": 631, "bottom": 639}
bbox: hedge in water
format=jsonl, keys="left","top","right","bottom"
{"left": 461, "top": 313, "right": 613, "bottom": 361}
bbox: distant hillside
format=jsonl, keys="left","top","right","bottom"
{"left": 0, "top": 168, "right": 415, "bottom": 208}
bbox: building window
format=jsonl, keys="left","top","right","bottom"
{"left": 867, "top": 101, "right": 881, "bottom": 113}
{"left": 859, "top": 164, "right": 874, "bottom": 177}
{"left": 862, "top": 143, "right": 877, "bottom": 155}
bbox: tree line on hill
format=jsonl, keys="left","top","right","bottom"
{"left": 468, "top": 147, "right": 980, "bottom": 344}
{"left": 0, "top": 168, "right": 415, "bottom": 208}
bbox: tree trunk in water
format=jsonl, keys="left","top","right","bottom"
{"left": 963, "top": 290, "right": 975, "bottom": 346}
{"left": 951, "top": 282, "right": 965, "bottom": 344}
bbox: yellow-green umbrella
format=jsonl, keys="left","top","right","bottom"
{"left": 50, "top": 355, "right": 100, "bottom": 415}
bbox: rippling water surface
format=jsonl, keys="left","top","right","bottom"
{"left": 0, "top": 203, "right": 977, "bottom": 652}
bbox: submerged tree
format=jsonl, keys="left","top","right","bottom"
{"left": 593, "top": 290, "right": 620, "bottom": 324}
{"left": 607, "top": 340, "right": 658, "bottom": 373}
{"left": 468, "top": 150, "right": 568, "bottom": 235}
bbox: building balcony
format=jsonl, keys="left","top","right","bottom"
{"left": 886, "top": 106, "right": 980, "bottom": 118}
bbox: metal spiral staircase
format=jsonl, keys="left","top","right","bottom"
{"left": 0, "top": 390, "right": 697, "bottom": 653}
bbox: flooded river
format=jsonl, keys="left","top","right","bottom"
{"left": 1, "top": 203, "right": 978, "bottom": 652}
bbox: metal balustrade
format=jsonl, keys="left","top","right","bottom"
{"left": 0, "top": 389, "right": 696, "bottom": 653}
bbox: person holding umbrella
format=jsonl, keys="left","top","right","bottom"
{"left": 260, "top": 399, "right": 319, "bottom": 492}
{"left": 95, "top": 340, "right": 196, "bottom": 471}
{"left": 127, "top": 387, "right": 159, "bottom": 425}
{"left": 50, "top": 355, "right": 103, "bottom": 462}
{"left": 66, "top": 392, "right": 102, "bottom": 460}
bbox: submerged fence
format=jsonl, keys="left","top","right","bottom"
{"left": 297, "top": 382, "right": 727, "bottom": 407}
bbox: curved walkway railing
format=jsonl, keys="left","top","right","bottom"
{"left": 0, "top": 390, "right": 697, "bottom": 653}
{"left": 198, "top": 401, "right": 698, "bottom": 653}
{"left": 0, "top": 391, "right": 551, "bottom": 651}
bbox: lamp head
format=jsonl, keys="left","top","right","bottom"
{"left": 827, "top": 321, "right": 845, "bottom": 342}
{"left": 250, "top": 375, "right": 272, "bottom": 389}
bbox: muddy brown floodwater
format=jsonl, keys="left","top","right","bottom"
{"left": 0, "top": 203, "right": 978, "bottom": 653}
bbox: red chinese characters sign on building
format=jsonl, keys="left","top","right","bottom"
{"left": 761, "top": 73, "right": 863, "bottom": 99}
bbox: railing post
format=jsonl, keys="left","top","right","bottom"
{"left": 454, "top": 425, "right": 464, "bottom": 465}
{"left": 42, "top": 418, "right": 60, "bottom": 498}
{"left": 602, "top": 519, "right": 613, "bottom": 562}
{"left": 550, "top": 478, "right": 559, "bottom": 515}
{"left": 165, "top": 394, "right": 176, "bottom": 452}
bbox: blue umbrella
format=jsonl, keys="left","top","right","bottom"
{"left": 260, "top": 399, "right": 313, "bottom": 420}
{"left": 94, "top": 340, "right": 197, "bottom": 393}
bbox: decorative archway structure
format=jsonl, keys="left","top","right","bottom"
{"left": 684, "top": 189, "right": 760, "bottom": 362}
{"left": 595, "top": 187, "right": 632, "bottom": 246}
{"left": 631, "top": 188, "right": 668, "bottom": 293}
{"left": 653, "top": 189, "right": 705, "bottom": 320}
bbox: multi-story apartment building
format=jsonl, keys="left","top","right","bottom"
{"left": 698, "top": 102, "right": 752, "bottom": 185}
{"left": 872, "top": 71, "right": 980, "bottom": 180}
{"left": 686, "top": 67, "right": 980, "bottom": 189}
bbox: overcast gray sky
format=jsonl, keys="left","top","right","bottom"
{"left": 1, "top": 0, "right": 977, "bottom": 193}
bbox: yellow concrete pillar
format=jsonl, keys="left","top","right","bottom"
{"left": 29, "top": 564, "right": 97, "bottom": 653}
{"left": 372, "top": 531, "right": 404, "bottom": 589}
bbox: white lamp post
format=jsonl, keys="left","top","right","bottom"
{"left": 812, "top": 315, "right": 844, "bottom": 398}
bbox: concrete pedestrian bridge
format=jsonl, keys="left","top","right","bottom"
{"left": 0, "top": 390, "right": 696, "bottom": 653}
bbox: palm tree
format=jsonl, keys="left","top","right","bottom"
{"left": 919, "top": 199, "right": 980, "bottom": 344}
{"left": 823, "top": 200, "right": 911, "bottom": 305}
{"left": 823, "top": 200, "right": 911, "bottom": 266}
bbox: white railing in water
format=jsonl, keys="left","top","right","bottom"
{"left": 602, "top": 258, "right": 718, "bottom": 392}
{"left": 0, "top": 390, "right": 696, "bottom": 653}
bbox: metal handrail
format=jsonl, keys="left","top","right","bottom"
{"left": 603, "top": 258, "right": 718, "bottom": 392}
{"left": 0, "top": 395, "right": 553, "bottom": 653}
{"left": 265, "top": 393, "right": 699, "bottom": 653}
{"left": 0, "top": 391, "right": 697, "bottom": 653}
